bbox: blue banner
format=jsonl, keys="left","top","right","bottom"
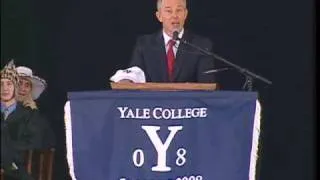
{"left": 64, "top": 91, "right": 260, "bottom": 180}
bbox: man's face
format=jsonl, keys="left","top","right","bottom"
{"left": 1, "top": 78, "right": 15, "bottom": 102}
{"left": 156, "top": 0, "right": 188, "bottom": 37}
{"left": 18, "top": 77, "right": 32, "bottom": 97}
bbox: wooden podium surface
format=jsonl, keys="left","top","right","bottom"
{"left": 110, "top": 82, "right": 217, "bottom": 91}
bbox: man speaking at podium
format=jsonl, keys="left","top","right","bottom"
{"left": 110, "top": 0, "right": 216, "bottom": 83}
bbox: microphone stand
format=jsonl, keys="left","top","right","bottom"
{"left": 176, "top": 38, "right": 272, "bottom": 91}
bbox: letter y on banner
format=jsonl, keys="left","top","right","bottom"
{"left": 141, "top": 126, "right": 183, "bottom": 172}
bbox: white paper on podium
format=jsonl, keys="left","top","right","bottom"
{"left": 110, "top": 66, "right": 146, "bottom": 83}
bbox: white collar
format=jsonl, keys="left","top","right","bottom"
{"left": 163, "top": 29, "right": 184, "bottom": 46}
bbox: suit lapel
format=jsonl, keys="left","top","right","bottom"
{"left": 5, "top": 104, "right": 27, "bottom": 123}
{"left": 173, "top": 31, "right": 192, "bottom": 81}
{"left": 155, "top": 31, "right": 169, "bottom": 82}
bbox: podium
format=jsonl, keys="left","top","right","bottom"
{"left": 110, "top": 82, "right": 218, "bottom": 91}
{"left": 65, "top": 85, "right": 261, "bottom": 180}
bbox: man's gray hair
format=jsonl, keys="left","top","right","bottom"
{"left": 157, "top": 0, "right": 187, "bottom": 10}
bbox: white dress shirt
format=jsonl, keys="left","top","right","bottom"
{"left": 163, "top": 29, "right": 184, "bottom": 56}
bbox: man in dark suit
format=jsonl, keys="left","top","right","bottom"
{"left": 127, "top": 0, "right": 215, "bottom": 83}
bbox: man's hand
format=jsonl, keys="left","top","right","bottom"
{"left": 22, "top": 95, "right": 38, "bottom": 110}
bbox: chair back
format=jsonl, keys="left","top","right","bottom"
{"left": 25, "top": 148, "right": 55, "bottom": 180}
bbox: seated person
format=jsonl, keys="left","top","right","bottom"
{"left": 1, "top": 61, "right": 37, "bottom": 180}
{"left": 16, "top": 66, "right": 55, "bottom": 148}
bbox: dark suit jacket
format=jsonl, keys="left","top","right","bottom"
{"left": 129, "top": 30, "right": 215, "bottom": 83}
{"left": 1, "top": 103, "right": 42, "bottom": 179}
{"left": 1, "top": 104, "right": 45, "bottom": 151}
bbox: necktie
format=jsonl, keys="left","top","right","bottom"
{"left": 3, "top": 108, "right": 9, "bottom": 120}
{"left": 167, "top": 39, "right": 176, "bottom": 81}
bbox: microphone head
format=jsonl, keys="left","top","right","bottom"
{"left": 172, "top": 31, "right": 179, "bottom": 41}
{"left": 203, "top": 67, "right": 230, "bottom": 74}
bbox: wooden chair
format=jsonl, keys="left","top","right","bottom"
{"left": 25, "top": 148, "right": 55, "bottom": 180}
{"left": 1, "top": 148, "right": 55, "bottom": 180}
{"left": 0, "top": 169, "right": 4, "bottom": 180}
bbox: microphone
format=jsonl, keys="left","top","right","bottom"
{"left": 173, "top": 32, "right": 272, "bottom": 91}
{"left": 203, "top": 67, "right": 230, "bottom": 74}
{"left": 172, "top": 31, "right": 180, "bottom": 41}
